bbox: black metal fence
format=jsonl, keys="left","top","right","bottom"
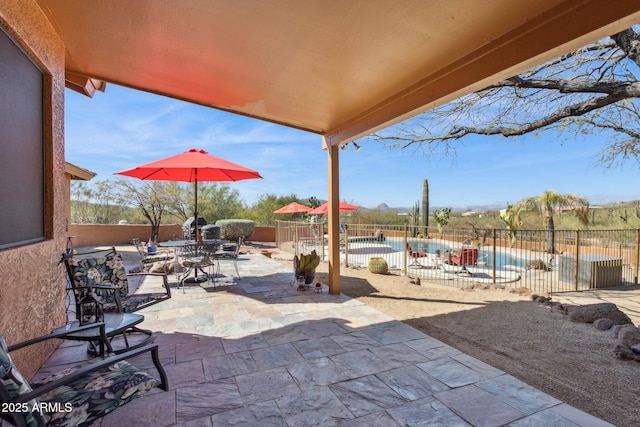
{"left": 276, "top": 221, "right": 640, "bottom": 293}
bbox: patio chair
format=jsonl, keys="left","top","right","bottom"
{"left": 63, "top": 247, "right": 172, "bottom": 315}
{"left": 178, "top": 241, "right": 218, "bottom": 292}
{"left": 406, "top": 241, "right": 427, "bottom": 268}
{"left": 215, "top": 236, "right": 243, "bottom": 279}
{"left": 0, "top": 323, "right": 168, "bottom": 427}
{"left": 448, "top": 246, "right": 479, "bottom": 275}
{"left": 132, "top": 238, "right": 171, "bottom": 270}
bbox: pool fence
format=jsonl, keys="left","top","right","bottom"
{"left": 276, "top": 221, "right": 640, "bottom": 294}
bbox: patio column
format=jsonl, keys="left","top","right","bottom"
{"left": 326, "top": 138, "right": 341, "bottom": 294}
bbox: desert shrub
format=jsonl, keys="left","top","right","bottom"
{"left": 216, "top": 219, "right": 255, "bottom": 240}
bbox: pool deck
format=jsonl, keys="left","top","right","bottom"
{"left": 35, "top": 248, "right": 614, "bottom": 426}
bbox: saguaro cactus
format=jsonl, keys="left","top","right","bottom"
{"left": 422, "top": 179, "right": 429, "bottom": 228}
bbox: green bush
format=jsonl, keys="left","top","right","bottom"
{"left": 216, "top": 219, "right": 255, "bottom": 241}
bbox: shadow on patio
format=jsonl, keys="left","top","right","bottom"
{"left": 36, "top": 248, "right": 613, "bottom": 426}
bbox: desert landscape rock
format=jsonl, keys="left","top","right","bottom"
{"left": 567, "top": 302, "right": 633, "bottom": 325}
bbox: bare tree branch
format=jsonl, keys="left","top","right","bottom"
{"left": 372, "top": 26, "right": 640, "bottom": 168}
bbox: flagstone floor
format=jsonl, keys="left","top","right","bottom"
{"left": 37, "top": 250, "right": 613, "bottom": 426}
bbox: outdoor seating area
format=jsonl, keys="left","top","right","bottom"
{"left": 13, "top": 243, "right": 613, "bottom": 426}
{"left": 1, "top": 323, "right": 168, "bottom": 427}
{"left": 157, "top": 236, "right": 243, "bottom": 293}
{"left": 4, "top": 3, "right": 640, "bottom": 426}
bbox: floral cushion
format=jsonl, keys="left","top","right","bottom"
{"left": 0, "top": 335, "right": 46, "bottom": 427}
{"left": 67, "top": 253, "right": 129, "bottom": 305}
{"left": 67, "top": 253, "right": 169, "bottom": 315}
{"left": 32, "top": 359, "right": 160, "bottom": 427}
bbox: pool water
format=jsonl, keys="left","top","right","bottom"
{"left": 387, "top": 238, "right": 525, "bottom": 270}
{"left": 407, "top": 240, "right": 449, "bottom": 254}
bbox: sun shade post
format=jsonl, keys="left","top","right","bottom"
{"left": 194, "top": 170, "right": 199, "bottom": 241}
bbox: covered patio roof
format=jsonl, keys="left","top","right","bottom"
{"left": 36, "top": 0, "right": 640, "bottom": 292}
{"left": 38, "top": 0, "right": 640, "bottom": 146}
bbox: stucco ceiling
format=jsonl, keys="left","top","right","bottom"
{"left": 37, "top": 0, "right": 640, "bottom": 146}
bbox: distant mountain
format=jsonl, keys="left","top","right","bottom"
{"left": 367, "top": 200, "right": 638, "bottom": 213}
{"left": 367, "top": 203, "right": 504, "bottom": 213}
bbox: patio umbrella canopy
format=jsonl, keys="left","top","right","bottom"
{"left": 308, "top": 201, "right": 359, "bottom": 215}
{"left": 115, "top": 148, "right": 262, "bottom": 238}
{"left": 273, "top": 202, "right": 311, "bottom": 214}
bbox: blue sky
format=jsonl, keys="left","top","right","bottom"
{"left": 65, "top": 84, "right": 640, "bottom": 210}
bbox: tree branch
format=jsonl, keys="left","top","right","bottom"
{"left": 491, "top": 77, "right": 640, "bottom": 96}
{"left": 611, "top": 28, "right": 640, "bottom": 69}
{"left": 450, "top": 92, "right": 629, "bottom": 138}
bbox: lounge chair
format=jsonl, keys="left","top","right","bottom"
{"left": 406, "top": 241, "right": 428, "bottom": 268}
{"left": 448, "top": 246, "right": 479, "bottom": 275}
{"left": 0, "top": 323, "right": 168, "bottom": 427}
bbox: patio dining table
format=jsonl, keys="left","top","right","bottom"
{"left": 159, "top": 239, "right": 228, "bottom": 286}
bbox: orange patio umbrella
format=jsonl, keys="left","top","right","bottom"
{"left": 273, "top": 202, "right": 312, "bottom": 214}
{"left": 115, "top": 148, "right": 262, "bottom": 238}
{"left": 308, "top": 201, "right": 360, "bottom": 215}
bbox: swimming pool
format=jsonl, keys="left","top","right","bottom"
{"left": 390, "top": 239, "right": 449, "bottom": 253}
{"left": 385, "top": 238, "right": 525, "bottom": 270}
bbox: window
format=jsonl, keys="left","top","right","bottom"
{"left": 0, "top": 26, "right": 45, "bottom": 249}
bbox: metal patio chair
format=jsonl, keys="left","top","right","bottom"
{"left": 0, "top": 323, "right": 168, "bottom": 427}
{"left": 215, "top": 236, "right": 244, "bottom": 279}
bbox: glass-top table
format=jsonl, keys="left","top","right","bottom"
{"left": 52, "top": 312, "right": 150, "bottom": 356}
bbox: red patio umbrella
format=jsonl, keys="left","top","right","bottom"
{"left": 273, "top": 202, "right": 312, "bottom": 214}
{"left": 115, "top": 148, "right": 262, "bottom": 238}
{"left": 308, "top": 201, "right": 360, "bottom": 215}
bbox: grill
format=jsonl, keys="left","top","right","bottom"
{"left": 202, "top": 225, "right": 220, "bottom": 240}
{"left": 183, "top": 216, "right": 207, "bottom": 239}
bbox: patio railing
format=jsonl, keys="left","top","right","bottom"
{"left": 276, "top": 221, "right": 640, "bottom": 293}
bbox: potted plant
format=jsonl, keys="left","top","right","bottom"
{"left": 293, "top": 250, "right": 321, "bottom": 288}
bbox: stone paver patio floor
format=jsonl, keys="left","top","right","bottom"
{"left": 37, "top": 251, "right": 613, "bottom": 426}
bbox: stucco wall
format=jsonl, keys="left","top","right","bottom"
{"left": 249, "top": 226, "right": 276, "bottom": 242}
{"left": 0, "top": 0, "right": 67, "bottom": 378}
{"left": 68, "top": 224, "right": 276, "bottom": 247}
{"left": 68, "top": 224, "right": 184, "bottom": 247}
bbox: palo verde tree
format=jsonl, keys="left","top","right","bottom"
{"left": 163, "top": 182, "right": 247, "bottom": 225}
{"left": 195, "top": 183, "right": 246, "bottom": 224}
{"left": 113, "top": 179, "right": 172, "bottom": 243}
{"left": 514, "top": 190, "right": 589, "bottom": 254}
{"left": 70, "top": 180, "right": 128, "bottom": 224}
{"left": 372, "top": 26, "right": 640, "bottom": 168}
{"left": 247, "top": 193, "right": 300, "bottom": 226}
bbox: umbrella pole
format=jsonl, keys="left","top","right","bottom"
{"left": 194, "top": 171, "right": 199, "bottom": 241}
